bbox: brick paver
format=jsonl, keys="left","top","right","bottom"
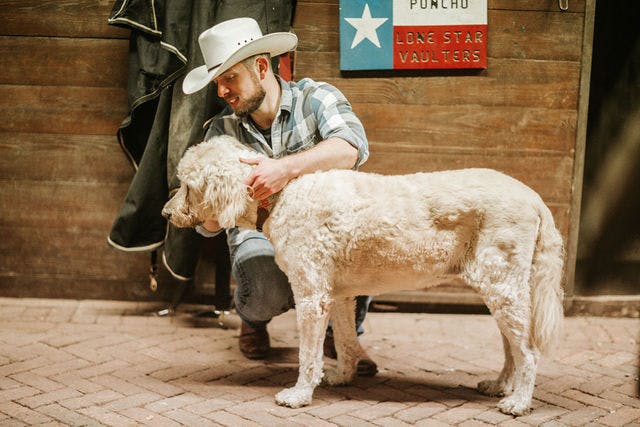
{"left": 0, "top": 297, "right": 637, "bottom": 426}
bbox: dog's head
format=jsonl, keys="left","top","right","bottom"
{"left": 162, "top": 136, "right": 259, "bottom": 229}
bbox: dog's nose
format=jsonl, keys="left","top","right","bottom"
{"left": 161, "top": 208, "right": 172, "bottom": 220}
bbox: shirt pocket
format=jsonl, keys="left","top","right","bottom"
{"left": 284, "top": 132, "right": 318, "bottom": 155}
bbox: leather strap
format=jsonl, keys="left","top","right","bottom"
{"left": 256, "top": 207, "right": 270, "bottom": 232}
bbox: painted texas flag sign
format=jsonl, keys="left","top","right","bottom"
{"left": 340, "top": 0, "right": 487, "bottom": 70}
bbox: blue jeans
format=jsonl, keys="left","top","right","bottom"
{"left": 230, "top": 232, "right": 371, "bottom": 335}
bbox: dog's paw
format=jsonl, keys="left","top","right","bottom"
{"left": 478, "top": 379, "right": 509, "bottom": 397}
{"left": 275, "top": 386, "right": 313, "bottom": 408}
{"left": 323, "top": 367, "right": 353, "bottom": 386}
{"left": 497, "top": 395, "right": 531, "bottom": 416}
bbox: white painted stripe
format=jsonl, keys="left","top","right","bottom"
{"left": 393, "top": 0, "right": 487, "bottom": 26}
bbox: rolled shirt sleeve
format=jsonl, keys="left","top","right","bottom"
{"left": 308, "top": 82, "right": 369, "bottom": 169}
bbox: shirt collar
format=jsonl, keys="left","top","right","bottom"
{"left": 277, "top": 75, "right": 293, "bottom": 115}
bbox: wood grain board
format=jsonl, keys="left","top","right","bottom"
{"left": 0, "top": 0, "right": 588, "bottom": 301}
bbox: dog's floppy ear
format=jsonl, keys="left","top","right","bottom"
{"left": 201, "top": 166, "right": 251, "bottom": 228}
{"left": 176, "top": 146, "right": 210, "bottom": 194}
{"left": 175, "top": 139, "right": 255, "bottom": 227}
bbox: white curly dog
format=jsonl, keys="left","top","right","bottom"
{"left": 162, "top": 135, "right": 564, "bottom": 416}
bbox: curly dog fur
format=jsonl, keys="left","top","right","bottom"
{"left": 163, "top": 135, "right": 564, "bottom": 415}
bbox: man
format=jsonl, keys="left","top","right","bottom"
{"left": 182, "top": 17, "right": 376, "bottom": 375}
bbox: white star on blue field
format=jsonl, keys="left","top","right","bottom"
{"left": 345, "top": 4, "right": 388, "bottom": 48}
{"left": 340, "top": 1, "right": 393, "bottom": 70}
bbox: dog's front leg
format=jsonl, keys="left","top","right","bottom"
{"left": 275, "top": 292, "right": 331, "bottom": 408}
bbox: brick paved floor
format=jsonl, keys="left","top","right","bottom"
{"left": 0, "top": 297, "right": 638, "bottom": 426}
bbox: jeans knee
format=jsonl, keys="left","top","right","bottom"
{"left": 232, "top": 239, "right": 294, "bottom": 324}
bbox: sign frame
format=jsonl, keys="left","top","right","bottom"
{"left": 340, "top": 0, "right": 488, "bottom": 71}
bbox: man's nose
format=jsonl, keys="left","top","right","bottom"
{"left": 217, "top": 83, "right": 228, "bottom": 98}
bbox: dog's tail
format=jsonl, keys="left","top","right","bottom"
{"left": 529, "top": 203, "right": 564, "bottom": 355}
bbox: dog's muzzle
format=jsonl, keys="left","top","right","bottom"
{"left": 161, "top": 208, "right": 172, "bottom": 221}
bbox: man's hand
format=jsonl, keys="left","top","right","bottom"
{"left": 240, "top": 157, "right": 296, "bottom": 201}
{"left": 202, "top": 219, "right": 222, "bottom": 233}
{"left": 239, "top": 138, "right": 356, "bottom": 202}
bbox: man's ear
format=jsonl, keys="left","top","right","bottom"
{"left": 256, "top": 55, "right": 270, "bottom": 80}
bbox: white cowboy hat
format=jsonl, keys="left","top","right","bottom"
{"left": 182, "top": 17, "right": 298, "bottom": 95}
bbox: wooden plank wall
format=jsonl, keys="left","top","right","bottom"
{"left": 293, "top": 0, "right": 586, "bottom": 301}
{"left": 0, "top": 1, "right": 588, "bottom": 302}
{"left": 0, "top": 1, "right": 165, "bottom": 299}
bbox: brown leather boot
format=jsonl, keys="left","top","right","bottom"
{"left": 239, "top": 322, "right": 270, "bottom": 359}
{"left": 323, "top": 334, "right": 378, "bottom": 377}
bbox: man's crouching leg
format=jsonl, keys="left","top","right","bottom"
{"left": 231, "top": 233, "right": 294, "bottom": 359}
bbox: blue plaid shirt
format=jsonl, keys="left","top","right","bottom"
{"left": 199, "top": 76, "right": 370, "bottom": 247}
{"left": 204, "top": 76, "right": 369, "bottom": 167}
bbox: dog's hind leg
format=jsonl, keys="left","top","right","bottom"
{"left": 275, "top": 285, "right": 332, "bottom": 408}
{"left": 476, "top": 281, "right": 538, "bottom": 415}
{"left": 465, "top": 233, "right": 539, "bottom": 415}
{"left": 478, "top": 332, "right": 515, "bottom": 397}
{"left": 492, "top": 310, "right": 540, "bottom": 416}
{"left": 324, "top": 297, "right": 359, "bottom": 385}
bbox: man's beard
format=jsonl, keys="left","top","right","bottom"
{"left": 231, "top": 76, "right": 266, "bottom": 118}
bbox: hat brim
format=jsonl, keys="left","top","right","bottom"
{"left": 182, "top": 32, "right": 298, "bottom": 95}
